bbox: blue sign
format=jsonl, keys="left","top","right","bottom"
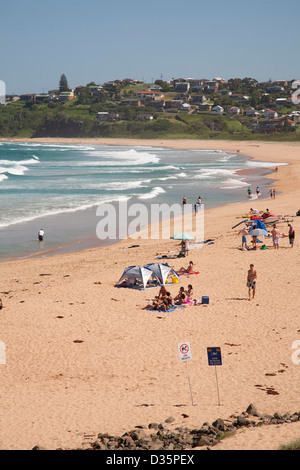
{"left": 207, "top": 347, "right": 222, "bottom": 366}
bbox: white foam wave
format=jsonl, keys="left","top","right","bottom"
{"left": 7, "top": 165, "right": 28, "bottom": 176}
{"left": 82, "top": 148, "right": 160, "bottom": 166}
{"left": 0, "top": 157, "right": 40, "bottom": 165}
{"left": 194, "top": 168, "right": 237, "bottom": 179}
{"left": 0, "top": 174, "right": 8, "bottom": 182}
{"left": 138, "top": 187, "right": 165, "bottom": 200}
{"left": 221, "top": 178, "right": 249, "bottom": 189}
{"left": 103, "top": 180, "right": 152, "bottom": 191}
{"left": 0, "top": 196, "right": 132, "bottom": 228}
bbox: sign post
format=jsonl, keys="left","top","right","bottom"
{"left": 207, "top": 347, "right": 222, "bottom": 406}
{"left": 178, "top": 342, "right": 194, "bottom": 406}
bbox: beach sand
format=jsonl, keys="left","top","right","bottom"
{"left": 0, "top": 138, "right": 299, "bottom": 450}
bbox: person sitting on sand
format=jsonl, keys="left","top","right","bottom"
{"left": 156, "top": 285, "right": 167, "bottom": 300}
{"left": 174, "top": 287, "right": 185, "bottom": 302}
{"left": 175, "top": 293, "right": 186, "bottom": 305}
{"left": 177, "top": 261, "right": 194, "bottom": 274}
{"left": 185, "top": 284, "right": 193, "bottom": 299}
{"left": 165, "top": 292, "right": 174, "bottom": 307}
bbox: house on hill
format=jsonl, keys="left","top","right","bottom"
{"left": 59, "top": 90, "right": 75, "bottom": 101}
{"left": 264, "top": 109, "right": 278, "bottom": 119}
{"left": 136, "top": 90, "right": 164, "bottom": 101}
{"left": 228, "top": 106, "right": 241, "bottom": 114}
{"left": 211, "top": 105, "right": 224, "bottom": 114}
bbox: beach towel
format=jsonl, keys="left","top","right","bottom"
{"left": 146, "top": 305, "right": 186, "bottom": 313}
{"left": 177, "top": 271, "right": 200, "bottom": 276}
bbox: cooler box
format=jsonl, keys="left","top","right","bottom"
{"left": 202, "top": 296, "right": 209, "bottom": 304}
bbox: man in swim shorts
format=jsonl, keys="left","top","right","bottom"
{"left": 272, "top": 224, "right": 280, "bottom": 249}
{"left": 247, "top": 264, "right": 257, "bottom": 300}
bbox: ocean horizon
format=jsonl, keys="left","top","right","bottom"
{"left": 0, "top": 141, "right": 283, "bottom": 262}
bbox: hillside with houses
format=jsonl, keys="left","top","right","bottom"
{"left": 1, "top": 76, "right": 300, "bottom": 140}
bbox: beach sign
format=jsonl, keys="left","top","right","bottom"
{"left": 207, "top": 347, "right": 222, "bottom": 406}
{"left": 207, "top": 347, "right": 222, "bottom": 366}
{"left": 178, "top": 342, "right": 192, "bottom": 362}
{"left": 178, "top": 341, "right": 194, "bottom": 406}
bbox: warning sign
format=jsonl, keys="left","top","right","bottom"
{"left": 178, "top": 342, "right": 192, "bottom": 362}
{"left": 207, "top": 347, "right": 222, "bottom": 366}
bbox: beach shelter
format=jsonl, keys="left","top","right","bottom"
{"left": 144, "top": 263, "right": 179, "bottom": 286}
{"left": 117, "top": 265, "right": 161, "bottom": 289}
{"left": 249, "top": 218, "right": 268, "bottom": 235}
{"left": 170, "top": 233, "right": 195, "bottom": 241}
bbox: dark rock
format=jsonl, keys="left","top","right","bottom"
{"left": 148, "top": 422, "right": 158, "bottom": 429}
{"left": 130, "top": 429, "right": 146, "bottom": 441}
{"left": 246, "top": 403, "right": 258, "bottom": 416}
{"left": 212, "top": 418, "right": 225, "bottom": 431}
{"left": 236, "top": 415, "right": 251, "bottom": 426}
{"left": 192, "top": 435, "right": 212, "bottom": 447}
{"left": 165, "top": 416, "right": 175, "bottom": 424}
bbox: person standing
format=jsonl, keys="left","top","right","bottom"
{"left": 238, "top": 227, "right": 249, "bottom": 250}
{"left": 288, "top": 224, "right": 295, "bottom": 248}
{"left": 272, "top": 224, "right": 280, "bottom": 249}
{"left": 182, "top": 196, "right": 187, "bottom": 205}
{"left": 38, "top": 229, "right": 45, "bottom": 241}
{"left": 247, "top": 264, "right": 257, "bottom": 301}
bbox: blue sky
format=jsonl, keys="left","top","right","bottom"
{"left": 1, "top": 0, "right": 300, "bottom": 94}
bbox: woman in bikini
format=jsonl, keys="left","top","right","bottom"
{"left": 177, "top": 261, "right": 194, "bottom": 274}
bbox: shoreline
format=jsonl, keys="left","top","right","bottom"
{"left": 0, "top": 139, "right": 300, "bottom": 450}
{"left": 0, "top": 138, "right": 285, "bottom": 263}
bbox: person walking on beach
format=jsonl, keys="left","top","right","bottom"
{"left": 182, "top": 196, "right": 187, "bottom": 205}
{"left": 256, "top": 186, "right": 260, "bottom": 196}
{"left": 247, "top": 264, "right": 257, "bottom": 301}
{"left": 288, "top": 224, "right": 295, "bottom": 248}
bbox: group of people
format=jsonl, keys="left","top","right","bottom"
{"left": 247, "top": 187, "right": 261, "bottom": 197}
{"left": 239, "top": 222, "right": 295, "bottom": 250}
{"left": 182, "top": 195, "right": 203, "bottom": 213}
{"left": 143, "top": 282, "right": 195, "bottom": 311}
{"left": 269, "top": 189, "right": 276, "bottom": 199}
{"left": 272, "top": 223, "right": 295, "bottom": 249}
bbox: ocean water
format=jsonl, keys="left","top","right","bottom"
{"left": 0, "top": 141, "right": 283, "bottom": 261}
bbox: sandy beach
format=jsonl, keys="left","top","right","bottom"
{"left": 0, "top": 138, "right": 299, "bottom": 450}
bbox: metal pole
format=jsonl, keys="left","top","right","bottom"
{"left": 185, "top": 362, "right": 194, "bottom": 406}
{"left": 215, "top": 365, "right": 221, "bottom": 406}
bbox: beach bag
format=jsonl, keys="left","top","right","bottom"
{"left": 261, "top": 244, "right": 267, "bottom": 250}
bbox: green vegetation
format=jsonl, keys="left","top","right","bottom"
{"left": 1, "top": 78, "right": 299, "bottom": 141}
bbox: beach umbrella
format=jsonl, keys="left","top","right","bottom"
{"left": 170, "top": 233, "right": 195, "bottom": 241}
{"left": 249, "top": 228, "right": 268, "bottom": 237}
